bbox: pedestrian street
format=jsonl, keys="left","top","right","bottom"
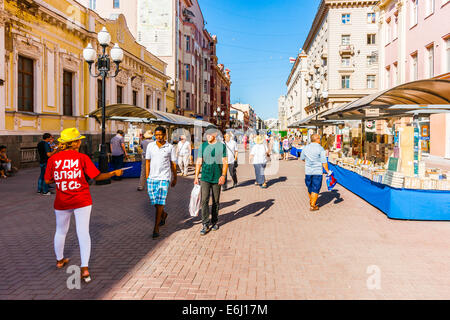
{"left": 1, "top": 148, "right": 450, "bottom": 300}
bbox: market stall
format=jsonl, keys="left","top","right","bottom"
{"left": 320, "top": 79, "right": 450, "bottom": 220}
{"left": 88, "top": 104, "right": 216, "bottom": 178}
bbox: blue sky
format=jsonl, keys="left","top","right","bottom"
{"left": 200, "top": 0, "right": 320, "bottom": 120}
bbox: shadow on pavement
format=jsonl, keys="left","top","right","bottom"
{"left": 219, "top": 199, "right": 275, "bottom": 228}
{"left": 266, "top": 176, "right": 287, "bottom": 187}
{"left": 317, "top": 189, "right": 344, "bottom": 207}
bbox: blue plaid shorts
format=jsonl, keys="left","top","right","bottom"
{"left": 147, "top": 179, "right": 170, "bottom": 205}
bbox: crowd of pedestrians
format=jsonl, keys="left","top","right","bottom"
{"left": 18, "top": 124, "right": 334, "bottom": 284}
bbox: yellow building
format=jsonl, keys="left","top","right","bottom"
{"left": 0, "top": 0, "right": 173, "bottom": 168}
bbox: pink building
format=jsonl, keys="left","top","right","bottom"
{"left": 378, "top": 0, "right": 450, "bottom": 158}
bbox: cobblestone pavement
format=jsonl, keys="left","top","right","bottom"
{"left": 1, "top": 149, "right": 450, "bottom": 300}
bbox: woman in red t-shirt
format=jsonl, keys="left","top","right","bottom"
{"left": 45, "top": 128, "right": 123, "bottom": 283}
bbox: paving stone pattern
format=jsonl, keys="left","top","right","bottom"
{"left": 1, "top": 149, "right": 450, "bottom": 300}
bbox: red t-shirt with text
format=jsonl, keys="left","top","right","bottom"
{"left": 44, "top": 150, "right": 100, "bottom": 210}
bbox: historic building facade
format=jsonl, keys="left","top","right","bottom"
{"left": 0, "top": 0, "right": 171, "bottom": 168}
{"left": 83, "top": 0, "right": 231, "bottom": 120}
{"left": 301, "top": 0, "right": 380, "bottom": 121}
{"left": 377, "top": 0, "right": 450, "bottom": 158}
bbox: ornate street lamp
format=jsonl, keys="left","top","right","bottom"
{"left": 83, "top": 27, "right": 124, "bottom": 185}
{"left": 213, "top": 106, "right": 226, "bottom": 131}
{"left": 307, "top": 79, "right": 328, "bottom": 132}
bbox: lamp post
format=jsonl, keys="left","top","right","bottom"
{"left": 213, "top": 106, "right": 226, "bottom": 132}
{"left": 83, "top": 27, "right": 124, "bottom": 185}
{"left": 307, "top": 79, "right": 328, "bottom": 133}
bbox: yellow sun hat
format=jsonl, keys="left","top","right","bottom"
{"left": 58, "top": 128, "right": 86, "bottom": 143}
{"left": 254, "top": 135, "right": 264, "bottom": 144}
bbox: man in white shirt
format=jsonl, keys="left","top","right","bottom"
{"left": 145, "top": 126, "right": 177, "bottom": 239}
{"left": 224, "top": 132, "right": 238, "bottom": 190}
{"left": 176, "top": 135, "right": 191, "bottom": 176}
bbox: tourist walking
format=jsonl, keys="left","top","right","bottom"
{"left": 0, "top": 145, "right": 12, "bottom": 178}
{"left": 176, "top": 134, "right": 191, "bottom": 176}
{"left": 194, "top": 125, "right": 228, "bottom": 236}
{"left": 300, "top": 134, "right": 330, "bottom": 211}
{"left": 44, "top": 128, "right": 123, "bottom": 283}
{"left": 250, "top": 135, "right": 269, "bottom": 188}
{"left": 37, "top": 133, "right": 58, "bottom": 194}
{"left": 145, "top": 126, "right": 177, "bottom": 239}
{"left": 110, "top": 130, "right": 128, "bottom": 181}
{"left": 224, "top": 132, "right": 238, "bottom": 190}
{"left": 282, "top": 136, "right": 290, "bottom": 160}
{"left": 137, "top": 130, "right": 153, "bottom": 191}
{"left": 271, "top": 136, "right": 281, "bottom": 160}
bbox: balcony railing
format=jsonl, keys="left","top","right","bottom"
{"left": 339, "top": 44, "right": 354, "bottom": 55}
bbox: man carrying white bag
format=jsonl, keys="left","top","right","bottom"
{"left": 189, "top": 184, "right": 201, "bottom": 217}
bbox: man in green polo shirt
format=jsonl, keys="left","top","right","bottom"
{"left": 194, "top": 126, "right": 228, "bottom": 236}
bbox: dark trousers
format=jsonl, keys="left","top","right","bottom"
{"left": 224, "top": 163, "right": 238, "bottom": 188}
{"left": 37, "top": 163, "right": 49, "bottom": 193}
{"left": 111, "top": 155, "right": 124, "bottom": 180}
{"left": 201, "top": 180, "right": 221, "bottom": 226}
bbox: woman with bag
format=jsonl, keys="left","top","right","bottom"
{"left": 250, "top": 135, "right": 269, "bottom": 189}
{"left": 224, "top": 132, "right": 238, "bottom": 191}
{"left": 44, "top": 128, "right": 123, "bottom": 283}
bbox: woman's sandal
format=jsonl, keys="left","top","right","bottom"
{"left": 80, "top": 267, "right": 92, "bottom": 283}
{"left": 56, "top": 258, "right": 70, "bottom": 269}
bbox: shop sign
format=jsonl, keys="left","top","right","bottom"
{"left": 365, "top": 108, "right": 379, "bottom": 117}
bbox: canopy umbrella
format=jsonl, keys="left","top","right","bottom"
{"left": 322, "top": 79, "right": 450, "bottom": 120}
{"left": 88, "top": 104, "right": 157, "bottom": 123}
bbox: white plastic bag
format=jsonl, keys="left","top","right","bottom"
{"left": 189, "top": 184, "right": 201, "bottom": 217}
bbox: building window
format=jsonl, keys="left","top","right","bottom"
{"left": 367, "top": 75, "right": 376, "bottom": 89}
{"left": 204, "top": 102, "right": 208, "bottom": 115}
{"left": 367, "top": 12, "right": 376, "bottom": 24}
{"left": 342, "top": 13, "right": 351, "bottom": 24}
{"left": 425, "top": 0, "right": 435, "bottom": 16}
{"left": 179, "top": 32, "right": 182, "bottom": 49}
{"left": 341, "top": 75, "right": 350, "bottom": 88}
{"left": 133, "top": 90, "right": 138, "bottom": 106}
{"left": 185, "top": 35, "right": 190, "bottom": 52}
{"left": 341, "top": 35, "right": 350, "bottom": 45}
{"left": 386, "top": 66, "right": 391, "bottom": 88}
{"left": 367, "top": 55, "right": 378, "bottom": 66}
{"left": 393, "top": 63, "right": 399, "bottom": 86}
{"left": 367, "top": 34, "right": 376, "bottom": 45}
{"left": 341, "top": 56, "right": 351, "bottom": 67}
{"left": 427, "top": 45, "right": 434, "bottom": 77}
{"left": 146, "top": 94, "right": 151, "bottom": 109}
{"left": 204, "top": 80, "right": 208, "bottom": 93}
{"left": 116, "top": 86, "right": 123, "bottom": 104}
{"left": 393, "top": 17, "right": 398, "bottom": 39}
{"left": 113, "top": 0, "right": 120, "bottom": 9}
{"left": 157, "top": 98, "right": 161, "bottom": 111}
{"left": 411, "top": 0, "right": 418, "bottom": 27}
{"left": 185, "top": 64, "right": 190, "bottom": 81}
{"left": 63, "top": 71, "right": 73, "bottom": 116}
{"left": 411, "top": 53, "right": 418, "bottom": 81}
{"left": 18, "top": 56, "right": 34, "bottom": 112}
{"left": 89, "top": 0, "right": 96, "bottom": 9}
{"left": 97, "top": 79, "right": 102, "bottom": 108}
{"left": 204, "top": 58, "right": 208, "bottom": 71}
{"left": 185, "top": 92, "right": 190, "bottom": 110}
{"left": 446, "top": 38, "right": 450, "bottom": 73}
{"left": 386, "top": 20, "right": 392, "bottom": 43}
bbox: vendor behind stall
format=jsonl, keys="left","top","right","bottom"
{"left": 110, "top": 130, "right": 128, "bottom": 181}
